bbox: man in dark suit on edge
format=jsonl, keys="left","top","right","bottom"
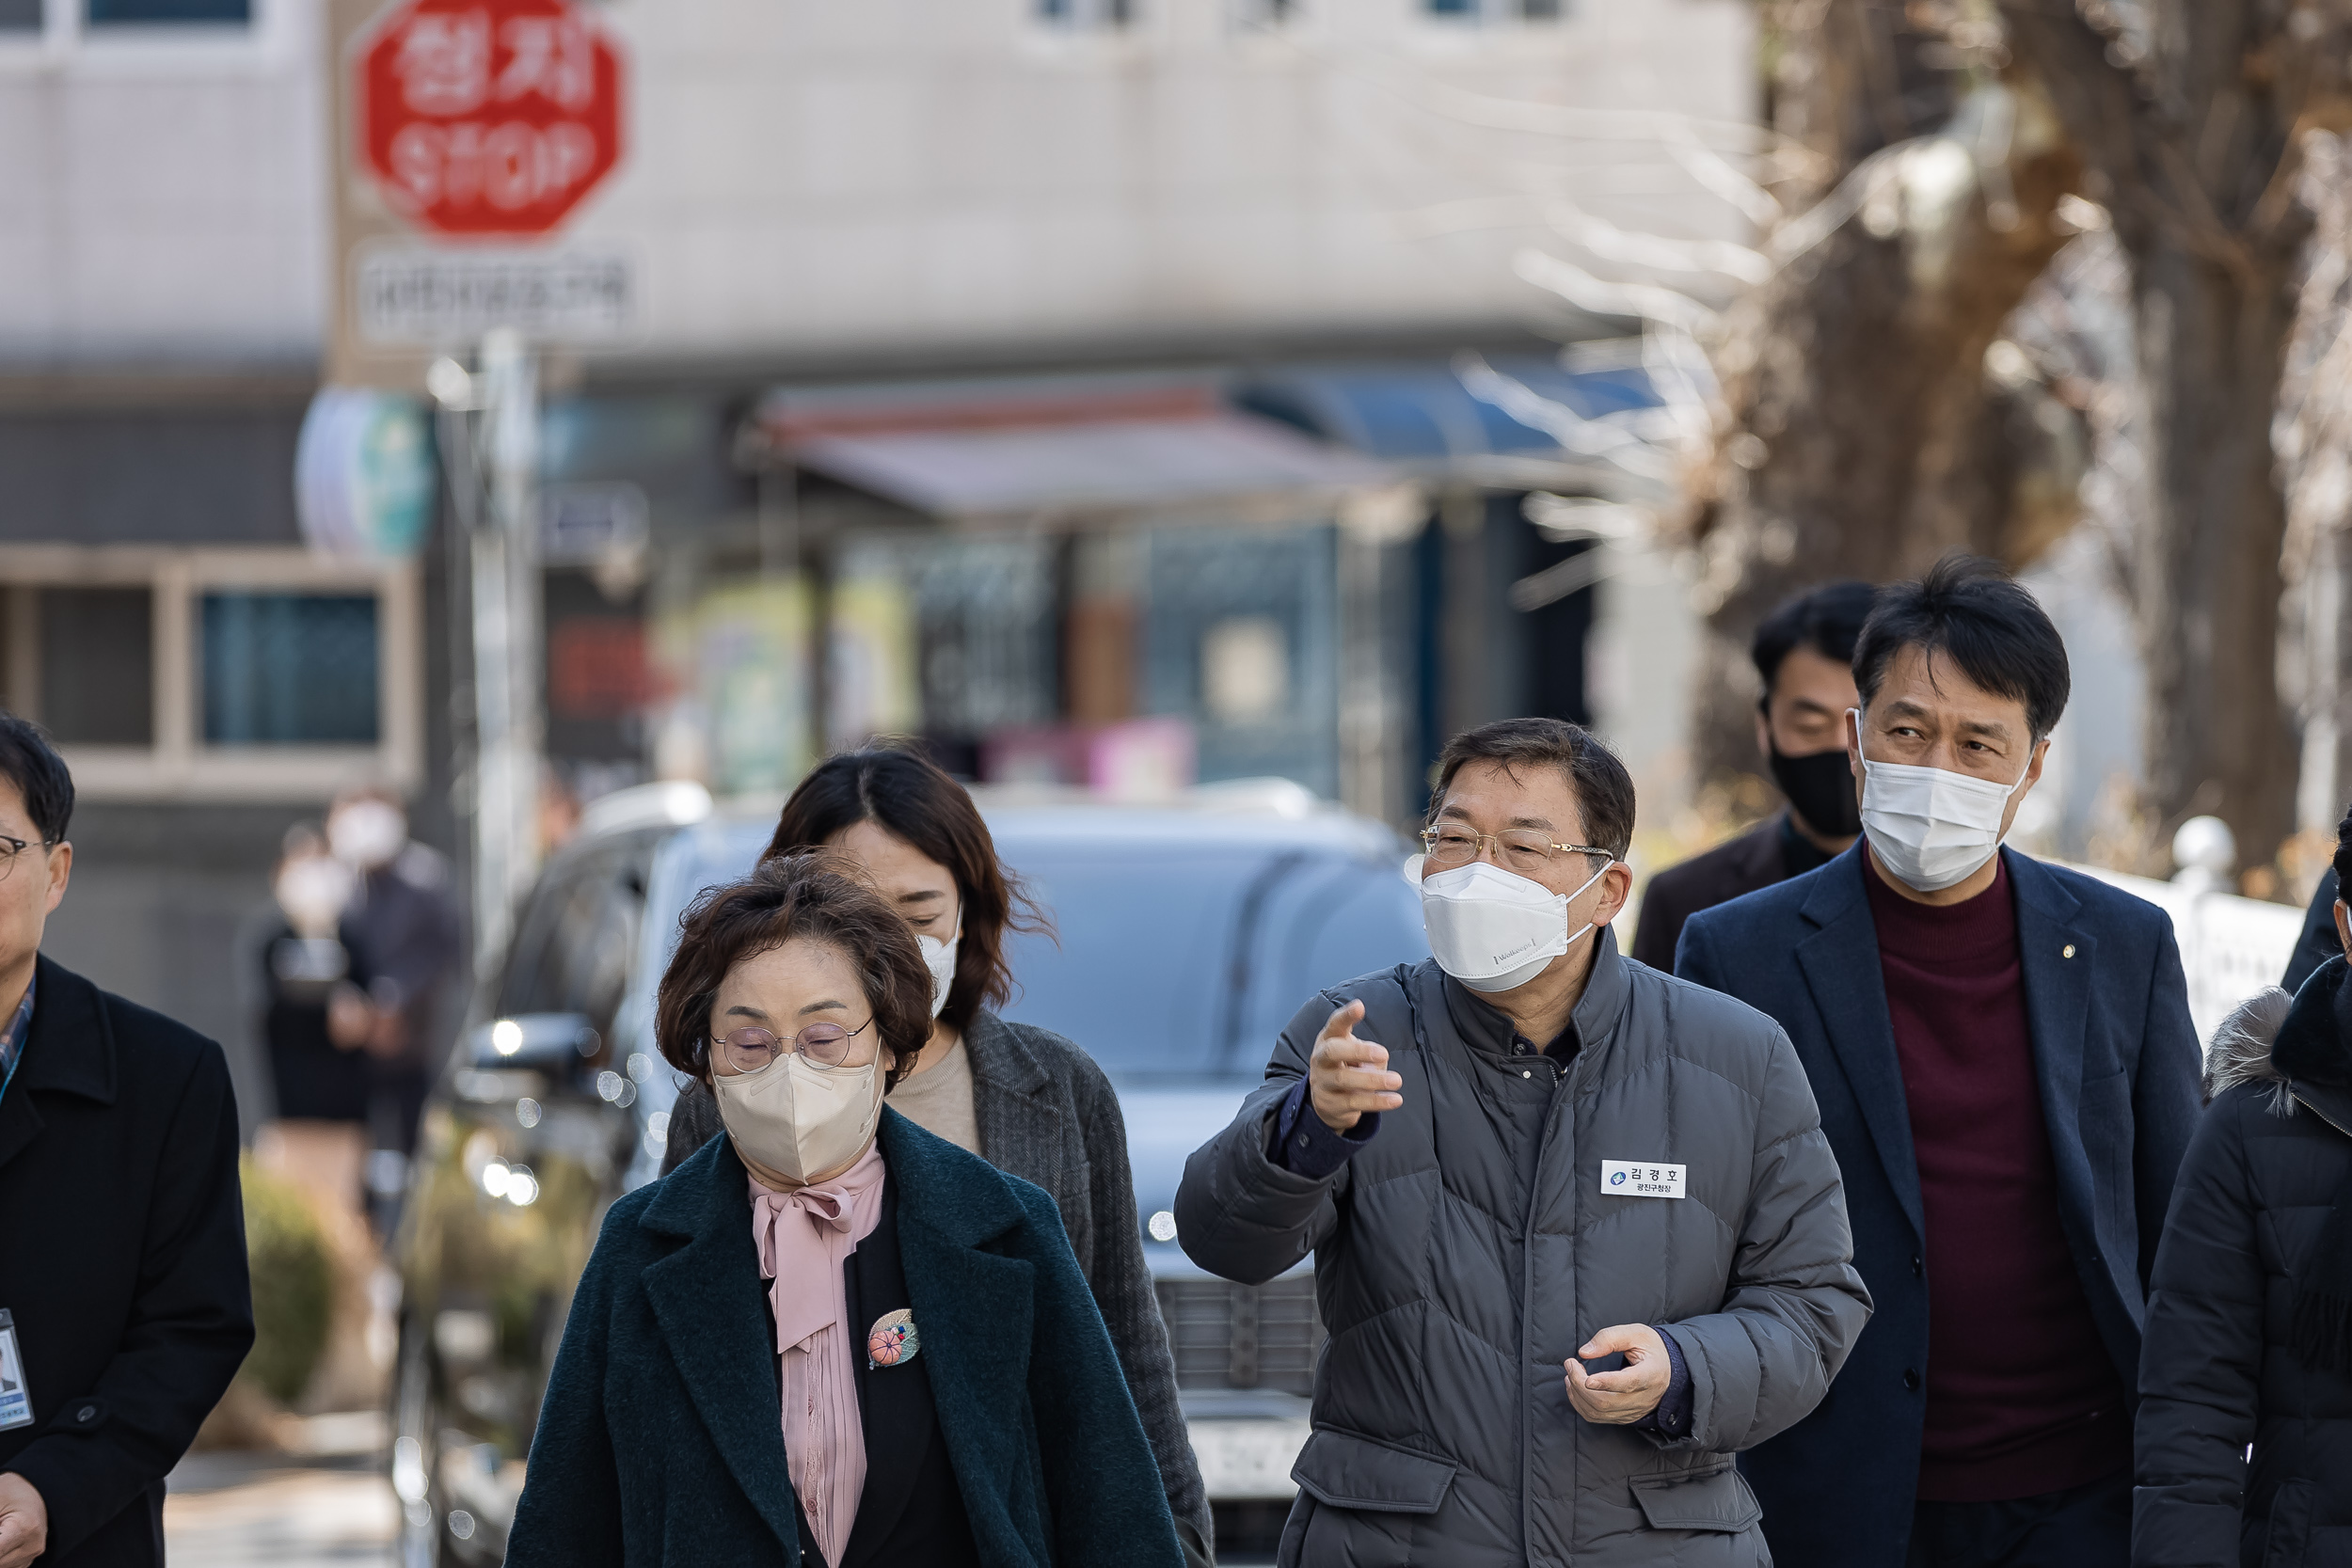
{"left": 1631, "top": 579, "right": 1876, "bottom": 970}
{"left": 1677, "top": 557, "right": 2201, "bottom": 1568}
{"left": 0, "top": 717, "right": 253, "bottom": 1568}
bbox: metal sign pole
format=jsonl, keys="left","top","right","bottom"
{"left": 468, "top": 328, "right": 545, "bottom": 975}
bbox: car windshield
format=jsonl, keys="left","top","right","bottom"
{"left": 646, "top": 805, "right": 1429, "bottom": 1080}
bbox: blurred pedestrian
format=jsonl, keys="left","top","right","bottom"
{"left": 661, "top": 744, "right": 1213, "bottom": 1564}
{"left": 1630, "top": 578, "right": 1875, "bottom": 969}
{"left": 253, "top": 824, "right": 374, "bottom": 1229}
{"left": 323, "top": 788, "right": 462, "bottom": 1164}
{"left": 509, "top": 853, "right": 1184, "bottom": 1568}
{"left": 2133, "top": 805, "right": 2352, "bottom": 1568}
{"left": 0, "top": 716, "right": 252, "bottom": 1568}
{"left": 1176, "top": 717, "right": 1870, "bottom": 1568}
{"left": 1677, "top": 557, "right": 2202, "bottom": 1568}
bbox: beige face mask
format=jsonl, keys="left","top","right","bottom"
{"left": 710, "top": 1047, "right": 885, "bottom": 1188}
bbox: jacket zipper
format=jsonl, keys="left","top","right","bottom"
{"left": 2292, "top": 1085, "right": 2352, "bottom": 1141}
{"left": 1522, "top": 1046, "right": 1574, "bottom": 1567}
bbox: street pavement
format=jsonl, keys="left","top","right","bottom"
{"left": 166, "top": 1416, "right": 396, "bottom": 1568}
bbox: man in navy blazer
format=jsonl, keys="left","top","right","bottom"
{"left": 1677, "top": 557, "right": 2200, "bottom": 1568}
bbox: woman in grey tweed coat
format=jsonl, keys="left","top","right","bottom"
{"left": 662, "top": 745, "right": 1213, "bottom": 1566}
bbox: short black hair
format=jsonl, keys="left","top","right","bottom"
{"left": 1853, "top": 555, "right": 2071, "bottom": 740}
{"left": 1752, "top": 580, "right": 1879, "bottom": 696}
{"left": 0, "top": 715, "right": 72, "bottom": 846}
{"left": 1430, "top": 718, "right": 1636, "bottom": 861}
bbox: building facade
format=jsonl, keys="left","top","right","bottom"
{"left": 0, "top": 0, "right": 1749, "bottom": 1113}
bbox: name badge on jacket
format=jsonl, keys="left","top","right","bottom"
{"left": 1601, "top": 1161, "right": 1685, "bottom": 1198}
{"left": 0, "top": 1309, "right": 31, "bottom": 1431}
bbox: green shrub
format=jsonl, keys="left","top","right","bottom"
{"left": 238, "top": 1155, "right": 334, "bottom": 1405}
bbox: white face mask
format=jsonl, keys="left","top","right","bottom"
{"left": 711, "top": 1048, "right": 886, "bottom": 1188}
{"left": 276, "top": 854, "right": 355, "bottom": 938}
{"left": 916, "top": 908, "right": 961, "bottom": 1021}
{"left": 328, "top": 800, "right": 407, "bottom": 870}
{"left": 1851, "top": 708, "right": 2034, "bottom": 893}
{"left": 1419, "top": 855, "right": 1613, "bottom": 994}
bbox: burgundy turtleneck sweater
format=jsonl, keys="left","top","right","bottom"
{"left": 1863, "top": 852, "right": 2130, "bottom": 1501}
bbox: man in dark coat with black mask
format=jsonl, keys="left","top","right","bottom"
{"left": 0, "top": 718, "right": 253, "bottom": 1568}
{"left": 1631, "top": 579, "right": 1876, "bottom": 970}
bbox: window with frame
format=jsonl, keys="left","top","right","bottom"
{"left": 0, "top": 547, "right": 421, "bottom": 800}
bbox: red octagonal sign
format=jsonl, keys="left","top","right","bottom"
{"left": 358, "top": 0, "right": 624, "bottom": 238}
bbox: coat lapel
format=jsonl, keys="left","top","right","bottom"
{"left": 878, "top": 1111, "right": 1038, "bottom": 1553}
{"left": 638, "top": 1136, "right": 803, "bottom": 1560}
{"left": 2008, "top": 851, "right": 2098, "bottom": 1241}
{"left": 0, "top": 958, "right": 114, "bottom": 1179}
{"left": 965, "top": 1012, "right": 1057, "bottom": 1173}
{"left": 1793, "top": 848, "right": 1925, "bottom": 1240}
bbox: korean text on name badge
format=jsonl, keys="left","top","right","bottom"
{"left": 1600, "top": 1160, "right": 1686, "bottom": 1199}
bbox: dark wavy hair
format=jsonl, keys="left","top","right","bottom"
{"left": 653, "top": 850, "right": 934, "bottom": 1091}
{"left": 761, "top": 744, "right": 1050, "bottom": 1033}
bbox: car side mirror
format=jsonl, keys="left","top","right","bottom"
{"left": 468, "top": 1013, "right": 601, "bottom": 1072}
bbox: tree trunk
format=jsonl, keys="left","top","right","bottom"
{"left": 1684, "top": 1, "right": 2083, "bottom": 784}
{"left": 2126, "top": 248, "right": 2301, "bottom": 863}
{"left": 2001, "top": 0, "right": 2321, "bottom": 870}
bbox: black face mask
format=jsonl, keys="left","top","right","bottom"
{"left": 1768, "top": 743, "right": 1863, "bottom": 842}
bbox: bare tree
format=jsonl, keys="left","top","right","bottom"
{"left": 1682, "top": 1, "right": 2090, "bottom": 782}
{"left": 1680, "top": 0, "right": 2352, "bottom": 873}
{"left": 1996, "top": 0, "right": 2352, "bottom": 869}
{"left": 2280, "top": 133, "right": 2352, "bottom": 841}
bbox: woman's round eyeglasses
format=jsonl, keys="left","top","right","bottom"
{"left": 1419, "top": 826, "right": 1612, "bottom": 877}
{"left": 709, "top": 1018, "right": 872, "bottom": 1074}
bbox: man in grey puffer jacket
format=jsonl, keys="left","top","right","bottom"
{"left": 1177, "top": 718, "right": 1871, "bottom": 1568}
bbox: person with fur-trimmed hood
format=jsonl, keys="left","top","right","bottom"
{"left": 2133, "top": 807, "right": 2352, "bottom": 1567}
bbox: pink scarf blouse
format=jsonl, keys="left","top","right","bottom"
{"left": 749, "top": 1143, "right": 888, "bottom": 1568}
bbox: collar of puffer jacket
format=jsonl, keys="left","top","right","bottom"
{"left": 1438, "top": 925, "right": 1632, "bottom": 1059}
{"left": 2276, "top": 954, "right": 2352, "bottom": 1087}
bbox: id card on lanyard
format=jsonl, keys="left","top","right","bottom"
{"left": 0, "top": 1309, "right": 31, "bottom": 1431}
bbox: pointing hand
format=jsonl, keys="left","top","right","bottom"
{"left": 1307, "top": 1000, "right": 1402, "bottom": 1134}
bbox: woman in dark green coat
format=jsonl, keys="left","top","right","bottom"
{"left": 507, "top": 853, "right": 1184, "bottom": 1568}
{"left": 661, "top": 743, "right": 1212, "bottom": 1563}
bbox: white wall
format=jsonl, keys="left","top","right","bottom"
{"left": 0, "top": 0, "right": 326, "bottom": 363}
{"left": 583, "top": 0, "right": 1755, "bottom": 358}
